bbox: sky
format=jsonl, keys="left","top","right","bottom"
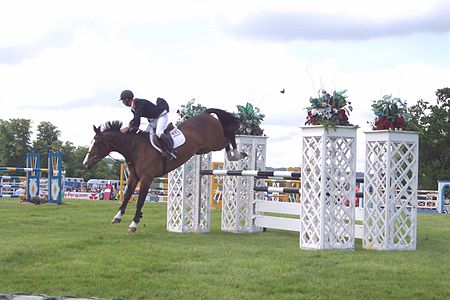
{"left": 1, "top": 0, "right": 449, "bottom": 171}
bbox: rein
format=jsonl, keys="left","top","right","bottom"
{"left": 106, "top": 154, "right": 124, "bottom": 164}
{"left": 91, "top": 132, "right": 132, "bottom": 165}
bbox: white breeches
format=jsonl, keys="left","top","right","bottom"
{"left": 145, "top": 110, "right": 168, "bottom": 138}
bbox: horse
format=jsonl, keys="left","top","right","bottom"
{"left": 83, "top": 108, "right": 246, "bottom": 232}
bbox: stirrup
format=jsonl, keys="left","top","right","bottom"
{"left": 168, "top": 151, "right": 177, "bottom": 160}
{"left": 160, "top": 134, "right": 177, "bottom": 159}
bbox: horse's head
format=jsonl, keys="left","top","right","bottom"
{"left": 83, "top": 121, "right": 123, "bottom": 169}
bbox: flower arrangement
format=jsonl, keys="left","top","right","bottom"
{"left": 236, "top": 102, "right": 265, "bottom": 136}
{"left": 176, "top": 98, "right": 206, "bottom": 125}
{"left": 370, "top": 95, "right": 410, "bottom": 130}
{"left": 305, "top": 89, "right": 353, "bottom": 126}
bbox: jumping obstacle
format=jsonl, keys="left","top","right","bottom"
{"left": 0, "top": 152, "right": 63, "bottom": 204}
{"left": 168, "top": 128, "right": 420, "bottom": 251}
{"left": 0, "top": 175, "right": 27, "bottom": 198}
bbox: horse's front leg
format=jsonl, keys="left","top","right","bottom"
{"left": 112, "top": 174, "right": 139, "bottom": 224}
{"left": 128, "top": 178, "right": 152, "bottom": 233}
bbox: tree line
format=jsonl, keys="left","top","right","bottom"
{"left": 0, "top": 120, "right": 122, "bottom": 181}
{"left": 408, "top": 88, "right": 450, "bottom": 189}
{"left": 0, "top": 88, "right": 448, "bottom": 189}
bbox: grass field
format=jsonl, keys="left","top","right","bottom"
{"left": 1, "top": 198, "right": 449, "bottom": 300}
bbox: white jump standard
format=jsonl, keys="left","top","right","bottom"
{"left": 167, "top": 128, "right": 419, "bottom": 251}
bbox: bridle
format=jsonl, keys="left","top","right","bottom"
{"left": 86, "top": 131, "right": 132, "bottom": 165}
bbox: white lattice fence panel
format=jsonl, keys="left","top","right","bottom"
{"left": 198, "top": 154, "right": 212, "bottom": 230}
{"left": 300, "top": 126, "right": 357, "bottom": 250}
{"left": 364, "top": 131, "right": 418, "bottom": 250}
{"left": 222, "top": 173, "right": 238, "bottom": 231}
{"left": 167, "top": 154, "right": 211, "bottom": 233}
{"left": 167, "top": 167, "right": 184, "bottom": 232}
{"left": 222, "top": 135, "right": 267, "bottom": 232}
{"left": 300, "top": 136, "right": 322, "bottom": 247}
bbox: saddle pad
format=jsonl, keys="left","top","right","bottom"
{"left": 150, "top": 127, "right": 186, "bottom": 153}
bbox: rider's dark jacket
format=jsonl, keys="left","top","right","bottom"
{"left": 129, "top": 98, "right": 169, "bottom": 128}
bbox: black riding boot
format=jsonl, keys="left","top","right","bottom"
{"left": 160, "top": 133, "right": 177, "bottom": 159}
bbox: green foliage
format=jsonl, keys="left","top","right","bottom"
{"left": 0, "top": 199, "right": 449, "bottom": 299}
{"left": 305, "top": 89, "right": 353, "bottom": 127}
{"left": 32, "top": 121, "right": 63, "bottom": 163}
{"left": 236, "top": 102, "right": 265, "bottom": 136}
{"left": 0, "top": 118, "right": 32, "bottom": 168}
{"left": 370, "top": 95, "right": 411, "bottom": 130}
{"left": 408, "top": 88, "right": 450, "bottom": 189}
{"left": 176, "top": 98, "right": 207, "bottom": 125}
{"left": 60, "top": 141, "right": 76, "bottom": 175}
{"left": 0, "top": 119, "right": 121, "bottom": 181}
{"left": 66, "top": 145, "right": 121, "bottom": 181}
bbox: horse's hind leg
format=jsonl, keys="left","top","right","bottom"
{"left": 226, "top": 138, "right": 248, "bottom": 161}
{"left": 128, "top": 178, "right": 152, "bottom": 233}
{"left": 112, "top": 173, "right": 139, "bottom": 224}
{"left": 225, "top": 145, "right": 238, "bottom": 161}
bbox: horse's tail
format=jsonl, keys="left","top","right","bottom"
{"left": 204, "top": 108, "right": 248, "bottom": 159}
{"left": 204, "top": 108, "right": 241, "bottom": 136}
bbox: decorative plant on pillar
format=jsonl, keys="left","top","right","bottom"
{"left": 176, "top": 98, "right": 206, "bottom": 125}
{"left": 305, "top": 89, "right": 353, "bottom": 127}
{"left": 236, "top": 102, "right": 265, "bottom": 136}
{"left": 369, "top": 95, "right": 411, "bottom": 130}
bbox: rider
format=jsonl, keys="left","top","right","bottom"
{"left": 118, "top": 90, "right": 176, "bottom": 158}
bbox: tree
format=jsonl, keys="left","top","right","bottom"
{"left": 409, "top": 88, "right": 450, "bottom": 189}
{"left": 0, "top": 118, "right": 32, "bottom": 168}
{"left": 67, "top": 146, "right": 122, "bottom": 181}
{"left": 60, "top": 141, "right": 77, "bottom": 177}
{"left": 32, "top": 121, "right": 63, "bottom": 163}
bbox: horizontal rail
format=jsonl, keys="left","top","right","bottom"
{"left": 201, "top": 169, "right": 364, "bottom": 183}
{"left": 0, "top": 184, "right": 26, "bottom": 188}
{"left": 254, "top": 200, "right": 365, "bottom": 234}
{"left": 0, "top": 176, "right": 27, "bottom": 180}
{"left": 254, "top": 186, "right": 363, "bottom": 198}
{"left": 0, "top": 167, "right": 49, "bottom": 172}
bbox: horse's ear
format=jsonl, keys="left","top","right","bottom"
{"left": 93, "top": 125, "right": 101, "bottom": 134}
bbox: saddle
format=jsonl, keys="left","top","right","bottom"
{"left": 150, "top": 123, "right": 179, "bottom": 160}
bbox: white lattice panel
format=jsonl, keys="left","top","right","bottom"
{"left": 167, "top": 154, "right": 211, "bottom": 233}
{"left": 364, "top": 131, "right": 418, "bottom": 250}
{"left": 222, "top": 135, "right": 267, "bottom": 233}
{"left": 300, "top": 126, "right": 357, "bottom": 250}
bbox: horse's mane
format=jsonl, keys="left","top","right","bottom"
{"left": 100, "top": 121, "right": 123, "bottom": 132}
{"left": 100, "top": 120, "right": 148, "bottom": 136}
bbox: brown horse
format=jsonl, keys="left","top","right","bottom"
{"left": 83, "top": 108, "right": 246, "bottom": 232}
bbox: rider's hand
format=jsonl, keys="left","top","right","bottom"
{"left": 120, "top": 126, "right": 130, "bottom": 133}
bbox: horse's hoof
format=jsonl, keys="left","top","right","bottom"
{"left": 128, "top": 226, "right": 137, "bottom": 233}
{"left": 112, "top": 218, "right": 121, "bottom": 224}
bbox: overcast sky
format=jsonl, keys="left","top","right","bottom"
{"left": 1, "top": 0, "right": 449, "bottom": 170}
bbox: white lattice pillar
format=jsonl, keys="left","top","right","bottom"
{"left": 167, "top": 153, "right": 211, "bottom": 233}
{"left": 437, "top": 181, "right": 449, "bottom": 214}
{"left": 222, "top": 135, "right": 268, "bottom": 233}
{"left": 300, "top": 126, "right": 357, "bottom": 250}
{"left": 364, "top": 131, "right": 418, "bottom": 250}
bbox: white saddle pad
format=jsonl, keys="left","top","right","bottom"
{"left": 150, "top": 127, "right": 186, "bottom": 153}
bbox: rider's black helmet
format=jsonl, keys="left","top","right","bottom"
{"left": 119, "top": 90, "right": 134, "bottom": 101}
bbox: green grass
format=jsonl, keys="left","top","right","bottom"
{"left": 0, "top": 198, "right": 449, "bottom": 300}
